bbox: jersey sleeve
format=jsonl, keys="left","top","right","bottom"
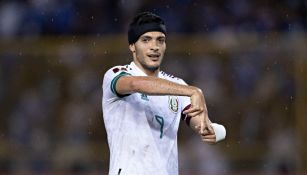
{"left": 102, "top": 66, "right": 131, "bottom": 99}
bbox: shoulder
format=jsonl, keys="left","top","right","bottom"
{"left": 102, "top": 64, "right": 132, "bottom": 96}
{"left": 103, "top": 64, "right": 132, "bottom": 86}
{"left": 159, "top": 70, "right": 187, "bottom": 85}
{"left": 105, "top": 64, "right": 130, "bottom": 74}
{"left": 104, "top": 64, "right": 131, "bottom": 77}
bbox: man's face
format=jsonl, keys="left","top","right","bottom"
{"left": 130, "top": 31, "right": 166, "bottom": 72}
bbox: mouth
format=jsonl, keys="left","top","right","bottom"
{"left": 147, "top": 53, "right": 161, "bottom": 61}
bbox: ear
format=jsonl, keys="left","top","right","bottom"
{"left": 129, "top": 44, "right": 136, "bottom": 53}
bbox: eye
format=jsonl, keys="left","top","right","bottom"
{"left": 158, "top": 38, "right": 165, "bottom": 44}
{"left": 141, "top": 37, "right": 150, "bottom": 43}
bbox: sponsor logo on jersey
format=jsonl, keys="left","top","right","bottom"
{"left": 168, "top": 96, "right": 179, "bottom": 113}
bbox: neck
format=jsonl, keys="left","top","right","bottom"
{"left": 133, "top": 61, "right": 159, "bottom": 77}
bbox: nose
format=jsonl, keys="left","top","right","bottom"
{"left": 150, "top": 41, "right": 159, "bottom": 51}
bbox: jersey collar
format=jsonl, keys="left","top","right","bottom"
{"left": 130, "top": 61, "right": 162, "bottom": 77}
{"left": 130, "top": 61, "right": 147, "bottom": 76}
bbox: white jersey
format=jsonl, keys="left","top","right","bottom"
{"left": 102, "top": 61, "right": 190, "bottom": 175}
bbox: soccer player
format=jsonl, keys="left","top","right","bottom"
{"left": 102, "top": 12, "right": 226, "bottom": 175}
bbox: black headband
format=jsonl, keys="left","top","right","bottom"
{"left": 128, "top": 22, "right": 166, "bottom": 44}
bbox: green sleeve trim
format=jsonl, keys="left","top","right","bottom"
{"left": 110, "top": 72, "right": 131, "bottom": 97}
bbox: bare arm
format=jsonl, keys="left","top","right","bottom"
{"left": 116, "top": 75, "right": 214, "bottom": 131}
{"left": 117, "top": 76, "right": 205, "bottom": 115}
{"left": 116, "top": 76, "right": 198, "bottom": 96}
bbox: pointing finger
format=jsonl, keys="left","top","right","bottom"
{"left": 183, "top": 107, "right": 203, "bottom": 114}
{"left": 185, "top": 111, "right": 202, "bottom": 118}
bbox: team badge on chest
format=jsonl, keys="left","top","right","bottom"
{"left": 168, "top": 96, "right": 179, "bottom": 113}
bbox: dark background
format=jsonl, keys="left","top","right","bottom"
{"left": 0, "top": 0, "right": 306, "bottom": 174}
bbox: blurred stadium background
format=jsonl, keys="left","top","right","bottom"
{"left": 0, "top": 0, "right": 306, "bottom": 175}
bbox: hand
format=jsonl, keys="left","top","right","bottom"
{"left": 200, "top": 128, "right": 216, "bottom": 144}
{"left": 195, "top": 123, "right": 216, "bottom": 144}
{"left": 195, "top": 112, "right": 214, "bottom": 136}
{"left": 183, "top": 88, "right": 205, "bottom": 117}
{"left": 183, "top": 87, "right": 214, "bottom": 134}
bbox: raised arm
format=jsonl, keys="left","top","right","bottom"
{"left": 116, "top": 76, "right": 211, "bottom": 121}
{"left": 116, "top": 75, "right": 198, "bottom": 96}
{"left": 115, "top": 75, "right": 215, "bottom": 135}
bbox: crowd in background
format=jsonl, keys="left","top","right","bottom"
{"left": 0, "top": 0, "right": 307, "bottom": 38}
{"left": 0, "top": 0, "right": 304, "bottom": 174}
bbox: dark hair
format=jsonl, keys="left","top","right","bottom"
{"left": 128, "top": 12, "right": 166, "bottom": 44}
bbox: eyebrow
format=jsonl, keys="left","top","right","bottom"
{"left": 141, "top": 35, "right": 152, "bottom": 39}
{"left": 141, "top": 35, "right": 165, "bottom": 39}
{"left": 157, "top": 36, "right": 166, "bottom": 39}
